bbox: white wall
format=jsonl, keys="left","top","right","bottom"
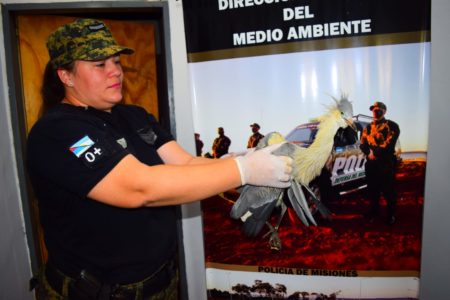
{"left": 419, "top": 0, "right": 450, "bottom": 299}
{"left": 0, "top": 5, "right": 34, "bottom": 299}
{"left": 166, "top": 1, "right": 208, "bottom": 299}
{"left": 0, "top": 0, "right": 449, "bottom": 299}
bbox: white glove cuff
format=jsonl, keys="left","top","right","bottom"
{"left": 234, "top": 157, "right": 246, "bottom": 186}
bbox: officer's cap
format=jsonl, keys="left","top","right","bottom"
{"left": 370, "top": 101, "right": 387, "bottom": 111}
{"left": 47, "top": 18, "right": 134, "bottom": 68}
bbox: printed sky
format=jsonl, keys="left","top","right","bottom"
{"left": 189, "top": 42, "right": 430, "bottom": 154}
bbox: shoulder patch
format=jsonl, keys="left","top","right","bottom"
{"left": 69, "top": 135, "right": 114, "bottom": 169}
{"left": 70, "top": 135, "right": 95, "bottom": 157}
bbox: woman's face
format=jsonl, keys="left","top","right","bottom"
{"left": 64, "top": 55, "right": 124, "bottom": 110}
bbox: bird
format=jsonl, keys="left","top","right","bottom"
{"left": 230, "top": 94, "right": 355, "bottom": 250}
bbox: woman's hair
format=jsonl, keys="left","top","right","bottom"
{"left": 41, "top": 61, "right": 74, "bottom": 113}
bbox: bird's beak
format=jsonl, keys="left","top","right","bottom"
{"left": 345, "top": 118, "right": 357, "bottom": 131}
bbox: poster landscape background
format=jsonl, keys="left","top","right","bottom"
{"left": 183, "top": 0, "right": 430, "bottom": 298}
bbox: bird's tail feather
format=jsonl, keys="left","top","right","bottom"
{"left": 291, "top": 180, "right": 317, "bottom": 226}
{"left": 302, "top": 184, "right": 333, "bottom": 220}
{"left": 287, "top": 188, "right": 310, "bottom": 226}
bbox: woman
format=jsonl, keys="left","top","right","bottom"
{"left": 27, "top": 19, "right": 292, "bottom": 299}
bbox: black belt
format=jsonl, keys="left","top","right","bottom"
{"left": 45, "top": 260, "right": 176, "bottom": 300}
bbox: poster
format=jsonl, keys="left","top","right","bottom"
{"left": 183, "top": 0, "right": 429, "bottom": 298}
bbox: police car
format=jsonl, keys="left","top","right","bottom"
{"left": 285, "top": 114, "right": 401, "bottom": 210}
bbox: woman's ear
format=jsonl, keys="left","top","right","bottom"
{"left": 56, "top": 69, "right": 73, "bottom": 87}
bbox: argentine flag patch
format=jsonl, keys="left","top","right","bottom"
{"left": 70, "top": 135, "right": 94, "bottom": 157}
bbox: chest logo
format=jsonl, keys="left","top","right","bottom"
{"left": 116, "top": 138, "right": 127, "bottom": 149}
{"left": 138, "top": 127, "right": 157, "bottom": 145}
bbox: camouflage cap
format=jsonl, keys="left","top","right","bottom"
{"left": 47, "top": 18, "right": 134, "bottom": 68}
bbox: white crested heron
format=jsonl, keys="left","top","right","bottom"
{"left": 230, "top": 94, "right": 355, "bottom": 250}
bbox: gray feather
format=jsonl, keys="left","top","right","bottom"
{"left": 290, "top": 180, "right": 317, "bottom": 226}
{"left": 303, "top": 184, "right": 332, "bottom": 219}
{"left": 287, "top": 187, "right": 309, "bottom": 226}
{"left": 230, "top": 185, "right": 282, "bottom": 219}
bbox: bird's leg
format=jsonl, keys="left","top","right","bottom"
{"left": 273, "top": 202, "right": 288, "bottom": 232}
{"left": 263, "top": 202, "right": 287, "bottom": 251}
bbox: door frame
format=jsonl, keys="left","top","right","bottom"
{"left": 2, "top": 1, "right": 185, "bottom": 297}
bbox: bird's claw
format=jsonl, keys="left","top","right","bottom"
{"left": 263, "top": 222, "right": 282, "bottom": 251}
{"left": 269, "top": 233, "right": 282, "bottom": 251}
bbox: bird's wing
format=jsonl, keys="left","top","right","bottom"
{"left": 271, "top": 141, "right": 298, "bottom": 157}
{"left": 290, "top": 180, "right": 317, "bottom": 226}
{"left": 229, "top": 131, "right": 287, "bottom": 219}
{"left": 241, "top": 198, "right": 279, "bottom": 237}
{"left": 230, "top": 185, "right": 283, "bottom": 237}
{"left": 230, "top": 185, "right": 280, "bottom": 219}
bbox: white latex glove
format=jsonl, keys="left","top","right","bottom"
{"left": 234, "top": 143, "right": 293, "bottom": 188}
{"left": 221, "top": 148, "right": 254, "bottom": 159}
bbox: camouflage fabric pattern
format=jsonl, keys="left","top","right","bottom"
{"left": 47, "top": 19, "right": 133, "bottom": 68}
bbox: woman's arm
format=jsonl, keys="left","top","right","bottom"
{"left": 157, "top": 141, "right": 217, "bottom": 166}
{"left": 88, "top": 141, "right": 291, "bottom": 208}
{"left": 88, "top": 153, "right": 241, "bottom": 208}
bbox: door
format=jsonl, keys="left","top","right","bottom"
{"left": 17, "top": 13, "right": 160, "bottom": 267}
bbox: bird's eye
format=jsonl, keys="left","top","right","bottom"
{"left": 341, "top": 111, "right": 344, "bottom": 115}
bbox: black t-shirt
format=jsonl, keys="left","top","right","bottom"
{"left": 27, "top": 103, "right": 176, "bottom": 284}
